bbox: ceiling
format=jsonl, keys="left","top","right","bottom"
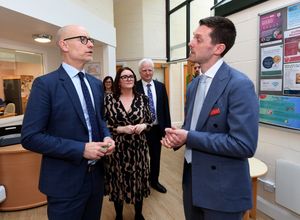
{"left": 0, "top": 6, "right": 59, "bottom": 48}
{"left": 0, "top": 6, "right": 103, "bottom": 49}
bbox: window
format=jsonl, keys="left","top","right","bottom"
{"left": 212, "top": 0, "right": 268, "bottom": 17}
{"left": 0, "top": 48, "right": 43, "bottom": 117}
{"left": 167, "top": 0, "right": 193, "bottom": 62}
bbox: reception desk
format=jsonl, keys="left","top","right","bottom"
{"left": 0, "top": 144, "right": 47, "bottom": 211}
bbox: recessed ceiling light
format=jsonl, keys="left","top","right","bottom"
{"left": 32, "top": 34, "right": 52, "bottom": 43}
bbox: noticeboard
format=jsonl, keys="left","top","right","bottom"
{"left": 258, "top": 2, "right": 300, "bottom": 130}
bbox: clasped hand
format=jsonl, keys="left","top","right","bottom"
{"left": 83, "top": 137, "right": 115, "bottom": 160}
{"left": 161, "top": 126, "right": 188, "bottom": 149}
{"left": 117, "top": 124, "right": 147, "bottom": 135}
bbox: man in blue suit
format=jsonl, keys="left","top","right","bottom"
{"left": 136, "top": 58, "right": 171, "bottom": 193}
{"left": 162, "top": 16, "right": 259, "bottom": 220}
{"left": 21, "top": 25, "right": 115, "bottom": 220}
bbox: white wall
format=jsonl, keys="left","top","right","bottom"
{"left": 225, "top": 0, "right": 300, "bottom": 219}
{"left": 72, "top": 0, "right": 114, "bottom": 25}
{"left": 114, "top": 0, "right": 144, "bottom": 61}
{"left": 142, "top": 0, "right": 166, "bottom": 60}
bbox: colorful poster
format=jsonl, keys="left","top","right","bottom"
{"left": 260, "top": 79, "right": 282, "bottom": 91}
{"left": 260, "top": 10, "right": 283, "bottom": 46}
{"left": 287, "top": 3, "right": 300, "bottom": 30}
{"left": 261, "top": 45, "right": 283, "bottom": 76}
{"left": 259, "top": 94, "right": 300, "bottom": 130}
{"left": 284, "top": 28, "right": 300, "bottom": 63}
{"left": 283, "top": 63, "right": 300, "bottom": 95}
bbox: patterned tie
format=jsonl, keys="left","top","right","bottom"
{"left": 185, "top": 74, "right": 207, "bottom": 163}
{"left": 78, "top": 72, "right": 100, "bottom": 141}
{"left": 147, "top": 83, "right": 156, "bottom": 121}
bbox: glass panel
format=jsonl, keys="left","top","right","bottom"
{"left": 169, "top": 0, "right": 185, "bottom": 10}
{"left": 153, "top": 67, "right": 165, "bottom": 83}
{"left": 0, "top": 48, "right": 43, "bottom": 117}
{"left": 190, "top": 0, "right": 201, "bottom": 39}
{"left": 170, "top": 6, "right": 186, "bottom": 61}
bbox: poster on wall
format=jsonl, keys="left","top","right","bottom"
{"left": 259, "top": 94, "right": 300, "bottom": 130}
{"left": 283, "top": 63, "right": 300, "bottom": 95}
{"left": 85, "top": 62, "right": 102, "bottom": 80}
{"left": 260, "top": 79, "right": 282, "bottom": 91}
{"left": 284, "top": 28, "right": 300, "bottom": 63}
{"left": 261, "top": 45, "right": 283, "bottom": 76}
{"left": 260, "top": 9, "right": 283, "bottom": 46}
{"left": 287, "top": 2, "right": 300, "bottom": 30}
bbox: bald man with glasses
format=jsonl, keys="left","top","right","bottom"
{"left": 22, "top": 25, "right": 115, "bottom": 220}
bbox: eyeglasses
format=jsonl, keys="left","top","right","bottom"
{"left": 194, "top": 66, "right": 201, "bottom": 70}
{"left": 63, "top": 36, "right": 95, "bottom": 45}
{"left": 120, "top": 75, "right": 134, "bottom": 80}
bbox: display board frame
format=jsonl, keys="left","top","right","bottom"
{"left": 258, "top": 2, "right": 300, "bottom": 131}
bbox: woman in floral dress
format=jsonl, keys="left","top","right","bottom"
{"left": 104, "top": 67, "right": 153, "bottom": 220}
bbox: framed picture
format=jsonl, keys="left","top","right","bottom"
{"left": 85, "top": 62, "right": 102, "bottom": 80}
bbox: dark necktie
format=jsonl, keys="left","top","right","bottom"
{"left": 78, "top": 72, "right": 100, "bottom": 141}
{"left": 147, "top": 83, "right": 156, "bottom": 121}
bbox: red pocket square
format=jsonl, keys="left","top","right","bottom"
{"left": 210, "top": 108, "right": 220, "bottom": 116}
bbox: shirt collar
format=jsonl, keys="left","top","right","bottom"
{"left": 62, "top": 62, "right": 85, "bottom": 78}
{"left": 200, "top": 58, "right": 223, "bottom": 79}
{"left": 141, "top": 79, "right": 154, "bottom": 87}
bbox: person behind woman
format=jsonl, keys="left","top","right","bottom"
{"left": 103, "top": 76, "right": 114, "bottom": 94}
{"left": 104, "top": 67, "right": 153, "bottom": 220}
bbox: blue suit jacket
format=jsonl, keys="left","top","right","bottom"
{"left": 21, "top": 65, "right": 110, "bottom": 197}
{"left": 183, "top": 62, "right": 259, "bottom": 212}
{"left": 136, "top": 80, "right": 171, "bottom": 136}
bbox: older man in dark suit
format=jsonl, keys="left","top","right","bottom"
{"left": 136, "top": 58, "right": 171, "bottom": 193}
{"left": 21, "top": 25, "right": 115, "bottom": 220}
{"left": 162, "top": 16, "right": 259, "bottom": 220}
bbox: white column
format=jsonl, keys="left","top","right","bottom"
{"left": 102, "top": 45, "right": 116, "bottom": 78}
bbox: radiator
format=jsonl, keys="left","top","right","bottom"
{"left": 276, "top": 159, "right": 300, "bottom": 215}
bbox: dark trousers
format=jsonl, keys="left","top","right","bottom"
{"left": 47, "top": 164, "right": 104, "bottom": 220}
{"left": 182, "top": 160, "right": 244, "bottom": 220}
{"left": 146, "top": 125, "right": 162, "bottom": 183}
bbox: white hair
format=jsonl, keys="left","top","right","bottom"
{"left": 138, "top": 58, "right": 154, "bottom": 72}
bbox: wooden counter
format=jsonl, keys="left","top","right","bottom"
{"left": 0, "top": 144, "right": 47, "bottom": 211}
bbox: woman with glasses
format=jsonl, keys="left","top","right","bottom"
{"left": 104, "top": 67, "right": 153, "bottom": 220}
{"left": 103, "top": 76, "right": 114, "bottom": 95}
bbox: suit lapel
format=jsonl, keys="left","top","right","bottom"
{"left": 154, "top": 81, "right": 161, "bottom": 106}
{"left": 58, "top": 67, "right": 87, "bottom": 129}
{"left": 196, "top": 63, "right": 231, "bottom": 130}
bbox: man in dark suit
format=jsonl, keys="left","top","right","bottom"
{"left": 193, "top": 62, "right": 201, "bottom": 78}
{"left": 162, "top": 16, "right": 259, "bottom": 220}
{"left": 21, "top": 25, "right": 115, "bottom": 220}
{"left": 136, "top": 58, "right": 171, "bottom": 193}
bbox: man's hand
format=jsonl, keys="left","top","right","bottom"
{"left": 83, "top": 142, "right": 106, "bottom": 160}
{"left": 161, "top": 127, "right": 188, "bottom": 149}
{"left": 103, "top": 137, "right": 115, "bottom": 156}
